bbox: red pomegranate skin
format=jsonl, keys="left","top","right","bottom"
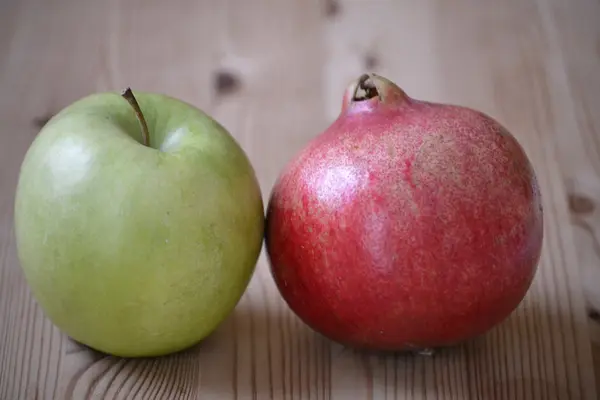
{"left": 265, "top": 74, "right": 543, "bottom": 351}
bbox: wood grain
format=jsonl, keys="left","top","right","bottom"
{"left": 0, "top": 0, "right": 597, "bottom": 399}
{"left": 539, "top": 0, "right": 600, "bottom": 386}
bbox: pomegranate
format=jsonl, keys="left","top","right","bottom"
{"left": 265, "top": 73, "right": 543, "bottom": 352}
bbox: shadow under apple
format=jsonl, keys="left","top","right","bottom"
{"left": 59, "top": 299, "right": 325, "bottom": 399}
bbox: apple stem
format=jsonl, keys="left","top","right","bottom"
{"left": 121, "top": 88, "right": 150, "bottom": 147}
{"left": 352, "top": 73, "right": 382, "bottom": 102}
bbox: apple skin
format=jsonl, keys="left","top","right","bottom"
{"left": 14, "top": 91, "right": 265, "bottom": 357}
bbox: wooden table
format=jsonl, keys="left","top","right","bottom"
{"left": 1, "top": 0, "right": 599, "bottom": 398}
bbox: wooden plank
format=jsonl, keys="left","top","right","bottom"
{"left": 322, "top": 0, "right": 596, "bottom": 398}
{"left": 538, "top": 0, "right": 600, "bottom": 386}
{"left": 0, "top": 0, "right": 597, "bottom": 398}
{"left": 432, "top": 0, "right": 598, "bottom": 394}
{"left": 431, "top": 0, "right": 599, "bottom": 395}
{"left": 0, "top": 0, "right": 328, "bottom": 398}
{"left": 0, "top": 0, "right": 223, "bottom": 398}
{"left": 0, "top": 1, "right": 115, "bottom": 398}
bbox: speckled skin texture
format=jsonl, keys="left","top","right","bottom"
{"left": 265, "top": 75, "right": 543, "bottom": 351}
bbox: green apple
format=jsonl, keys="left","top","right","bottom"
{"left": 14, "top": 89, "right": 265, "bottom": 357}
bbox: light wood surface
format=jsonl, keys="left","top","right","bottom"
{"left": 0, "top": 0, "right": 598, "bottom": 398}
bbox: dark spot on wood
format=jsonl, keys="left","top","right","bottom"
{"left": 32, "top": 114, "right": 54, "bottom": 129}
{"left": 214, "top": 70, "right": 241, "bottom": 97}
{"left": 568, "top": 193, "right": 595, "bottom": 215}
{"left": 325, "top": 0, "right": 340, "bottom": 18}
{"left": 364, "top": 53, "right": 379, "bottom": 70}
{"left": 588, "top": 307, "right": 600, "bottom": 322}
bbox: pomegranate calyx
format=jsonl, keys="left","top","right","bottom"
{"left": 352, "top": 73, "right": 382, "bottom": 102}
{"left": 342, "top": 73, "right": 410, "bottom": 113}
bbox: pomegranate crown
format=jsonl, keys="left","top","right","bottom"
{"left": 341, "top": 73, "right": 410, "bottom": 113}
